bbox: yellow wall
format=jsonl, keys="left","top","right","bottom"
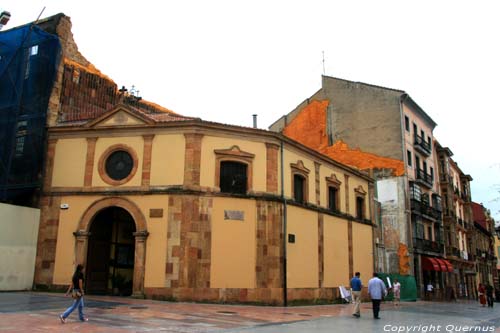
{"left": 200, "top": 136, "right": 267, "bottom": 192}
{"left": 92, "top": 137, "right": 144, "bottom": 187}
{"left": 352, "top": 222, "right": 374, "bottom": 281}
{"left": 134, "top": 195, "right": 168, "bottom": 288}
{"left": 283, "top": 148, "right": 316, "bottom": 204}
{"left": 349, "top": 178, "right": 370, "bottom": 218}
{"left": 211, "top": 197, "right": 256, "bottom": 288}
{"left": 52, "top": 138, "right": 87, "bottom": 187}
{"left": 287, "top": 206, "right": 318, "bottom": 288}
{"left": 150, "top": 134, "right": 185, "bottom": 186}
{"left": 319, "top": 164, "right": 345, "bottom": 212}
{"left": 323, "top": 215, "right": 349, "bottom": 287}
{"left": 52, "top": 194, "right": 169, "bottom": 288}
{"left": 53, "top": 195, "right": 101, "bottom": 284}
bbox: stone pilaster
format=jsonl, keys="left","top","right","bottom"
{"left": 84, "top": 138, "right": 97, "bottom": 187}
{"left": 265, "top": 143, "right": 279, "bottom": 194}
{"left": 256, "top": 200, "right": 283, "bottom": 289}
{"left": 43, "top": 139, "right": 58, "bottom": 191}
{"left": 141, "top": 134, "right": 155, "bottom": 187}
{"left": 183, "top": 133, "right": 203, "bottom": 187}
{"left": 34, "top": 196, "right": 61, "bottom": 287}
{"left": 314, "top": 162, "right": 321, "bottom": 205}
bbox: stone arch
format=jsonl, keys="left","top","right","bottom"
{"left": 77, "top": 196, "right": 147, "bottom": 233}
{"left": 74, "top": 196, "right": 148, "bottom": 297}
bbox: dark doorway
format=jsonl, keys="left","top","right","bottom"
{"left": 86, "top": 207, "right": 136, "bottom": 296}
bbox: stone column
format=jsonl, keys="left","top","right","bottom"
{"left": 132, "top": 230, "right": 149, "bottom": 298}
{"left": 73, "top": 230, "right": 90, "bottom": 267}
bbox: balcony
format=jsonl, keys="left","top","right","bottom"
{"left": 415, "top": 168, "right": 434, "bottom": 189}
{"left": 414, "top": 134, "right": 432, "bottom": 156}
{"left": 450, "top": 246, "right": 461, "bottom": 257}
{"left": 414, "top": 238, "right": 444, "bottom": 254}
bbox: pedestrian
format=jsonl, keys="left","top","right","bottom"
{"left": 426, "top": 282, "right": 434, "bottom": 301}
{"left": 486, "top": 284, "right": 494, "bottom": 307}
{"left": 368, "top": 272, "right": 387, "bottom": 319}
{"left": 350, "top": 272, "right": 362, "bottom": 318}
{"left": 393, "top": 278, "right": 401, "bottom": 306}
{"left": 478, "top": 283, "right": 486, "bottom": 307}
{"left": 59, "top": 264, "right": 88, "bottom": 323}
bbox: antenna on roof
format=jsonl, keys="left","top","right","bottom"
{"left": 34, "top": 7, "right": 45, "bottom": 24}
{"left": 322, "top": 51, "right": 326, "bottom": 75}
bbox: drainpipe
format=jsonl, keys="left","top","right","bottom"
{"left": 280, "top": 139, "right": 288, "bottom": 306}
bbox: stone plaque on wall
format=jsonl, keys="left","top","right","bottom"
{"left": 224, "top": 210, "right": 244, "bottom": 221}
{"left": 149, "top": 208, "right": 163, "bottom": 218}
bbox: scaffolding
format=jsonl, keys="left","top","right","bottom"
{"left": 0, "top": 24, "right": 61, "bottom": 206}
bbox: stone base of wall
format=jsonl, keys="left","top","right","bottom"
{"left": 145, "top": 287, "right": 284, "bottom": 305}
{"left": 144, "top": 286, "right": 366, "bottom": 305}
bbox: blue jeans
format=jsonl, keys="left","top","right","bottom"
{"left": 62, "top": 295, "right": 85, "bottom": 320}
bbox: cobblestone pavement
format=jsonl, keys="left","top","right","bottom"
{"left": 0, "top": 292, "right": 499, "bottom": 332}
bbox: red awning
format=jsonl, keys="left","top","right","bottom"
{"left": 422, "top": 256, "right": 441, "bottom": 271}
{"left": 440, "top": 259, "right": 454, "bottom": 272}
{"left": 435, "top": 258, "right": 449, "bottom": 272}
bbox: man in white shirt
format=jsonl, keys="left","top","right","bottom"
{"left": 368, "top": 273, "right": 387, "bottom": 319}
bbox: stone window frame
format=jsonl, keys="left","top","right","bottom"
{"left": 325, "top": 173, "right": 342, "bottom": 213}
{"left": 354, "top": 185, "right": 367, "bottom": 220}
{"left": 98, "top": 144, "right": 139, "bottom": 186}
{"left": 214, "top": 145, "right": 254, "bottom": 194}
{"left": 290, "top": 160, "right": 310, "bottom": 204}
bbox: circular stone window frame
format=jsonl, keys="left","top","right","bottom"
{"left": 98, "top": 144, "right": 139, "bottom": 186}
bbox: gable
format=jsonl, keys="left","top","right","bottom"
{"left": 95, "top": 110, "right": 148, "bottom": 127}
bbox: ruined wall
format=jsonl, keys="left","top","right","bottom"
{"left": 376, "top": 176, "right": 412, "bottom": 274}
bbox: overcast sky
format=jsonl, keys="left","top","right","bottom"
{"left": 3, "top": 0, "right": 499, "bottom": 221}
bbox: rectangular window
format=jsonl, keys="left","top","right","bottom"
{"left": 407, "top": 150, "right": 412, "bottom": 167}
{"left": 413, "top": 123, "right": 417, "bottom": 135}
{"left": 415, "top": 156, "right": 420, "bottom": 169}
{"left": 430, "top": 167, "right": 434, "bottom": 181}
{"left": 356, "top": 196, "right": 364, "bottom": 219}
{"left": 405, "top": 116, "right": 409, "bottom": 131}
{"left": 30, "top": 45, "right": 38, "bottom": 56}
{"left": 427, "top": 225, "right": 433, "bottom": 241}
{"left": 328, "top": 186, "right": 338, "bottom": 212}
{"left": 420, "top": 130, "right": 425, "bottom": 139}
{"left": 220, "top": 161, "right": 247, "bottom": 194}
{"left": 293, "top": 174, "right": 305, "bottom": 203}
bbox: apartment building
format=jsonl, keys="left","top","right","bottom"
{"left": 271, "top": 75, "right": 450, "bottom": 297}
{"left": 436, "top": 142, "right": 475, "bottom": 299}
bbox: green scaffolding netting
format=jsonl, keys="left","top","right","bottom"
{"left": 377, "top": 273, "right": 418, "bottom": 302}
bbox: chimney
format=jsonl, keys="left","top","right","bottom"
{"left": 252, "top": 114, "right": 257, "bottom": 129}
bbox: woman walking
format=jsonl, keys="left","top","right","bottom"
{"left": 478, "top": 283, "right": 487, "bottom": 307}
{"left": 59, "top": 264, "right": 88, "bottom": 323}
{"left": 393, "top": 279, "right": 401, "bottom": 306}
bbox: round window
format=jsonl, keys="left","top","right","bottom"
{"left": 105, "top": 150, "right": 134, "bottom": 181}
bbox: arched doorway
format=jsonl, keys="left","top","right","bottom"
{"left": 86, "top": 207, "right": 136, "bottom": 296}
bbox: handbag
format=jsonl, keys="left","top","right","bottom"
{"left": 71, "top": 290, "right": 82, "bottom": 299}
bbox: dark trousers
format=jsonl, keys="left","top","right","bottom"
{"left": 487, "top": 295, "right": 494, "bottom": 307}
{"left": 372, "top": 299, "right": 381, "bottom": 318}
